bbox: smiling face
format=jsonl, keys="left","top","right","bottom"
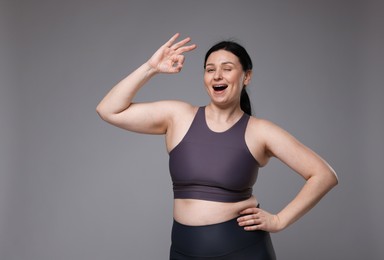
{"left": 204, "top": 50, "right": 251, "bottom": 108}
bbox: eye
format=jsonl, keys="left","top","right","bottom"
{"left": 206, "top": 68, "right": 215, "bottom": 73}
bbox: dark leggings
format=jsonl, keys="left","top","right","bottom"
{"left": 170, "top": 217, "right": 276, "bottom": 259}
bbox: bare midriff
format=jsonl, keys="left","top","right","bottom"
{"left": 173, "top": 196, "right": 258, "bottom": 226}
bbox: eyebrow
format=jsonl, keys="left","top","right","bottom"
{"left": 205, "top": 62, "right": 236, "bottom": 68}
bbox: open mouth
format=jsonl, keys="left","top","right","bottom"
{"left": 212, "top": 85, "right": 228, "bottom": 91}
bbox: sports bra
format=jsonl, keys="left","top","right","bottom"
{"left": 169, "top": 107, "right": 259, "bottom": 202}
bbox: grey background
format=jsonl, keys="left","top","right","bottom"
{"left": 1, "top": 0, "right": 383, "bottom": 259}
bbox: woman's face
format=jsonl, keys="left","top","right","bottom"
{"left": 204, "top": 50, "right": 251, "bottom": 107}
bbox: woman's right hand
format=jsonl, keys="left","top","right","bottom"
{"left": 147, "top": 33, "right": 197, "bottom": 74}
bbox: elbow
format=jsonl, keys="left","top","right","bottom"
{"left": 324, "top": 168, "right": 339, "bottom": 191}
{"left": 96, "top": 104, "right": 105, "bottom": 119}
{"left": 96, "top": 104, "right": 111, "bottom": 122}
{"left": 327, "top": 162, "right": 339, "bottom": 187}
{"left": 96, "top": 104, "right": 123, "bottom": 127}
{"left": 320, "top": 161, "right": 339, "bottom": 189}
{"left": 309, "top": 168, "right": 339, "bottom": 192}
{"left": 330, "top": 169, "right": 339, "bottom": 187}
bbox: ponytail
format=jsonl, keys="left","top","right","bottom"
{"left": 240, "top": 88, "right": 252, "bottom": 115}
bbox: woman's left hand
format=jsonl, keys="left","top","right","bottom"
{"left": 237, "top": 207, "right": 283, "bottom": 233}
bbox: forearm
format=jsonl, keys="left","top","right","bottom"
{"left": 276, "top": 171, "right": 338, "bottom": 230}
{"left": 96, "top": 62, "right": 157, "bottom": 118}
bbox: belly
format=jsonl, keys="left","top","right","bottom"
{"left": 173, "top": 196, "right": 258, "bottom": 226}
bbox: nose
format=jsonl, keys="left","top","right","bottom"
{"left": 213, "top": 69, "right": 222, "bottom": 80}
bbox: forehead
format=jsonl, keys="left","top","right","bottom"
{"left": 205, "top": 50, "right": 240, "bottom": 66}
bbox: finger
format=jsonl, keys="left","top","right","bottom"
{"left": 238, "top": 215, "right": 262, "bottom": 226}
{"left": 242, "top": 218, "right": 259, "bottom": 226}
{"left": 176, "top": 44, "right": 197, "bottom": 54}
{"left": 237, "top": 213, "right": 258, "bottom": 222}
{"left": 165, "top": 33, "right": 180, "bottom": 47}
{"left": 244, "top": 224, "right": 262, "bottom": 231}
{"left": 177, "top": 55, "right": 186, "bottom": 65}
{"left": 238, "top": 216, "right": 263, "bottom": 230}
{"left": 172, "top": 36, "right": 192, "bottom": 50}
{"left": 168, "top": 55, "right": 185, "bottom": 73}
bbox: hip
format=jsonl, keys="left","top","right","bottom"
{"left": 170, "top": 217, "right": 276, "bottom": 259}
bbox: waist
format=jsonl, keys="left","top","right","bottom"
{"left": 173, "top": 196, "right": 258, "bottom": 226}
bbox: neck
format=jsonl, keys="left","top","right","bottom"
{"left": 205, "top": 104, "right": 243, "bottom": 123}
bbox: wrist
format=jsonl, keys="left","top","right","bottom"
{"left": 144, "top": 61, "right": 159, "bottom": 76}
{"left": 275, "top": 213, "right": 288, "bottom": 231}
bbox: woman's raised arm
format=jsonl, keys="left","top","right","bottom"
{"left": 96, "top": 33, "right": 196, "bottom": 134}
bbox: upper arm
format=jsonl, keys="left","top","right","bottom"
{"left": 259, "top": 120, "right": 337, "bottom": 182}
{"left": 98, "top": 100, "right": 192, "bottom": 135}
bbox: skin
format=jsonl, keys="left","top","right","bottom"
{"left": 96, "top": 33, "right": 338, "bottom": 232}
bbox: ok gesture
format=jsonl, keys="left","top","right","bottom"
{"left": 147, "top": 33, "right": 197, "bottom": 74}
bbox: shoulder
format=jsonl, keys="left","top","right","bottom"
{"left": 164, "top": 101, "right": 200, "bottom": 152}
{"left": 248, "top": 116, "right": 294, "bottom": 141}
{"left": 157, "top": 100, "right": 199, "bottom": 130}
{"left": 247, "top": 116, "right": 296, "bottom": 157}
{"left": 249, "top": 116, "right": 309, "bottom": 160}
{"left": 247, "top": 116, "right": 282, "bottom": 137}
{"left": 245, "top": 117, "right": 281, "bottom": 165}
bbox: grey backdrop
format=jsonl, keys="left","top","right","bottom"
{"left": 1, "top": 0, "right": 383, "bottom": 259}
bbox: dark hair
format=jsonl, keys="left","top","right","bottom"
{"left": 204, "top": 41, "right": 253, "bottom": 115}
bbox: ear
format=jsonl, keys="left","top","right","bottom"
{"left": 243, "top": 70, "right": 252, "bottom": 86}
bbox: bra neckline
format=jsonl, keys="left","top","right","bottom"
{"left": 202, "top": 106, "right": 246, "bottom": 134}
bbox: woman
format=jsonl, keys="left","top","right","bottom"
{"left": 96, "top": 33, "right": 338, "bottom": 259}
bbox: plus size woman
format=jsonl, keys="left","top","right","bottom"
{"left": 96, "top": 33, "right": 338, "bottom": 259}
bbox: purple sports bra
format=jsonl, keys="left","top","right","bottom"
{"left": 169, "top": 107, "right": 259, "bottom": 202}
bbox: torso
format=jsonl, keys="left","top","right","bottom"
{"left": 166, "top": 103, "right": 268, "bottom": 226}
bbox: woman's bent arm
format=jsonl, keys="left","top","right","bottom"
{"left": 96, "top": 63, "right": 169, "bottom": 134}
{"left": 96, "top": 33, "right": 196, "bottom": 134}
{"left": 238, "top": 119, "right": 338, "bottom": 232}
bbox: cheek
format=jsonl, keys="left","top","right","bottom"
{"left": 203, "top": 74, "right": 211, "bottom": 86}
{"left": 228, "top": 74, "right": 243, "bottom": 86}
{"left": 236, "top": 73, "right": 246, "bottom": 85}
